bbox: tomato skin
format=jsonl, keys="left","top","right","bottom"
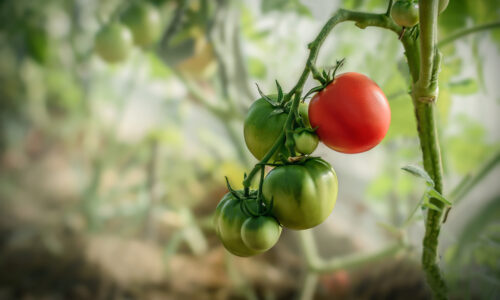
{"left": 94, "top": 23, "right": 133, "bottom": 63}
{"left": 293, "top": 130, "right": 319, "bottom": 155}
{"left": 122, "top": 3, "right": 162, "bottom": 47}
{"left": 216, "top": 196, "right": 260, "bottom": 256}
{"left": 308, "top": 72, "right": 390, "bottom": 154}
{"left": 244, "top": 96, "right": 288, "bottom": 160}
{"left": 241, "top": 216, "right": 281, "bottom": 251}
{"left": 244, "top": 97, "right": 312, "bottom": 160}
{"left": 215, "top": 193, "right": 281, "bottom": 256}
{"left": 262, "top": 157, "right": 338, "bottom": 230}
{"left": 391, "top": 1, "right": 419, "bottom": 27}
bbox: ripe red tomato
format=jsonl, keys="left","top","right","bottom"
{"left": 308, "top": 72, "right": 390, "bottom": 154}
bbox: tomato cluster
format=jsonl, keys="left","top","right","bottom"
{"left": 215, "top": 61, "right": 393, "bottom": 256}
{"left": 214, "top": 191, "right": 281, "bottom": 256}
{"left": 94, "top": 2, "right": 162, "bottom": 64}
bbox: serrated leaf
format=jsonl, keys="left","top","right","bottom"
{"left": 402, "top": 165, "right": 435, "bottom": 186}
{"left": 428, "top": 187, "right": 452, "bottom": 206}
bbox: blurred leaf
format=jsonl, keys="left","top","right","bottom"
{"left": 148, "top": 52, "right": 172, "bottom": 78}
{"left": 247, "top": 56, "right": 267, "bottom": 79}
{"left": 447, "top": 115, "right": 497, "bottom": 174}
{"left": 448, "top": 78, "right": 479, "bottom": 95}
{"left": 402, "top": 165, "right": 435, "bottom": 186}
{"left": 261, "top": 0, "right": 312, "bottom": 17}
{"left": 366, "top": 173, "right": 393, "bottom": 200}
{"left": 427, "top": 188, "right": 451, "bottom": 205}
{"left": 25, "top": 27, "right": 49, "bottom": 64}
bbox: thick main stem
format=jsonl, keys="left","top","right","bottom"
{"left": 411, "top": 1, "right": 447, "bottom": 298}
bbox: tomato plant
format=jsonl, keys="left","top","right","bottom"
{"left": 262, "top": 157, "right": 338, "bottom": 230}
{"left": 94, "top": 23, "right": 133, "bottom": 63}
{"left": 308, "top": 72, "right": 391, "bottom": 154}
{"left": 391, "top": 1, "right": 420, "bottom": 27}
{"left": 122, "top": 3, "right": 162, "bottom": 47}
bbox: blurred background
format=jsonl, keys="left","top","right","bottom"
{"left": 0, "top": 0, "right": 499, "bottom": 299}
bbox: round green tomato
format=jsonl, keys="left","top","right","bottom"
{"left": 244, "top": 95, "right": 288, "bottom": 160}
{"left": 391, "top": 1, "right": 419, "bottom": 27}
{"left": 263, "top": 157, "right": 338, "bottom": 230}
{"left": 293, "top": 130, "right": 319, "bottom": 155}
{"left": 122, "top": 3, "right": 162, "bottom": 47}
{"left": 241, "top": 216, "right": 281, "bottom": 251}
{"left": 94, "top": 23, "right": 133, "bottom": 63}
{"left": 214, "top": 193, "right": 232, "bottom": 237}
{"left": 244, "top": 97, "right": 310, "bottom": 160}
{"left": 299, "top": 102, "right": 311, "bottom": 127}
{"left": 438, "top": 0, "right": 449, "bottom": 14}
{"left": 216, "top": 194, "right": 261, "bottom": 257}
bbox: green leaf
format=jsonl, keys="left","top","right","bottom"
{"left": 428, "top": 187, "right": 452, "bottom": 206}
{"left": 248, "top": 57, "right": 267, "bottom": 79}
{"left": 448, "top": 78, "right": 479, "bottom": 95}
{"left": 401, "top": 165, "right": 435, "bottom": 186}
{"left": 424, "top": 201, "right": 443, "bottom": 212}
{"left": 148, "top": 52, "right": 171, "bottom": 78}
{"left": 261, "top": 0, "right": 312, "bottom": 17}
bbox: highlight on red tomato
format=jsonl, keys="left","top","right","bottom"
{"left": 308, "top": 72, "right": 391, "bottom": 154}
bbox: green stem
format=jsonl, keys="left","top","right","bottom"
{"left": 299, "top": 231, "right": 406, "bottom": 274}
{"left": 410, "top": 1, "right": 447, "bottom": 298}
{"left": 438, "top": 21, "right": 500, "bottom": 47}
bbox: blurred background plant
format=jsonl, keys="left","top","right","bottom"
{"left": 0, "top": 0, "right": 499, "bottom": 299}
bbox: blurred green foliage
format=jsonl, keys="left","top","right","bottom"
{"left": 0, "top": 0, "right": 499, "bottom": 298}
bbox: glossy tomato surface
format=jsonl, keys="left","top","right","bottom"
{"left": 262, "top": 157, "right": 338, "bottom": 230}
{"left": 308, "top": 72, "right": 390, "bottom": 154}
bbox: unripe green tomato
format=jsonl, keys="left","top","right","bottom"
{"left": 241, "top": 216, "right": 281, "bottom": 251}
{"left": 95, "top": 23, "right": 133, "bottom": 63}
{"left": 244, "top": 95, "right": 288, "bottom": 160}
{"left": 244, "top": 96, "right": 310, "bottom": 160}
{"left": 299, "top": 102, "right": 311, "bottom": 127}
{"left": 293, "top": 130, "right": 319, "bottom": 155}
{"left": 391, "top": 1, "right": 419, "bottom": 27}
{"left": 217, "top": 196, "right": 260, "bottom": 257}
{"left": 263, "top": 157, "right": 338, "bottom": 230}
{"left": 122, "top": 3, "right": 162, "bottom": 47}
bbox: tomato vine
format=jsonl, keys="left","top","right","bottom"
{"left": 237, "top": 0, "right": 448, "bottom": 298}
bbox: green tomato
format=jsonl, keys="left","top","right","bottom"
{"left": 244, "top": 95, "right": 288, "bottom": 160}
{"left": 244, "top": 97, "right": 310, "bottom": 160}
{"left": 215, "top": 193, "right": 281, "bottom": 257}
{"left": 299, "top": 102, "right": 311, "bottom": 127}
{"left": 262, "top": 157, "right": 338, "bottom": 230}
{"left": 391, "top": 1, "right": 419, "bottom": 27}
{"left": 241, "top": 216, "right": 281, "bottom": 251}
{"left": 94, "top": 23, "right": 133, "bottom": 63}
{"left": 293, "top": 130, "right": 319, "bottom": 155}
{"left": 122, "top": 3, "right": 162, "bottom": 47}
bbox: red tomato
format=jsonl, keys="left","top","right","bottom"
{"left": 308, "top": 72, "right": 390, "bottom": 154}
